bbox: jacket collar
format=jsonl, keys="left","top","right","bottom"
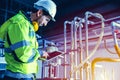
{"left": 19, "top": 10, "right": 32, "bottom": 23}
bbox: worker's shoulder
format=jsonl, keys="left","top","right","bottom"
{"left": 9, "top": 13, "right": 27, "bottom": 24}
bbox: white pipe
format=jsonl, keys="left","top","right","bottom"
{"left": 64, "top": 21, "right": 72, "bottom": 53}
{"left": 64, "top": 21, "right": 72, "bottom": 78}
{"left": 74, "top": 17, "right": 79, "bottom": 79}
{"left": 85, "top": 11, "right": 90, "bottom": 80}
{"left": 111, "top": 22, "right": 119, "bottom": 45}
{"left": 78, "top": 22, "right": 84, "bottom": 80}
{"left": 73, "top": 11, "right": 105, "bottom": 75}
{"left": 70, "top": 21, "right": 74, "bottom": 79}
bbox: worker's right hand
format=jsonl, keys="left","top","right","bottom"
{"left": 41, "top": 51, "right": 49, "bottom": 59}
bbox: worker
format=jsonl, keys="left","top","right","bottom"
{"left": 0, "top": 0, "right": 57, "bottom": 80}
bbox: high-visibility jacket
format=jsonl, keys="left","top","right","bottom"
{"left": 0, "top": 11, "right": 40, "bottom": 74}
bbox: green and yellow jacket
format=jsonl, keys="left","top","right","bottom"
{"left": 0, "top": 11, "right": 40, "bottom": 74}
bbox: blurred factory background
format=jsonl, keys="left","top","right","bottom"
{"left": 1, "top": 0, "right": 120, "bottom": 80}
{"left": 0, "top": 0, "right": 120, "bottom": 38}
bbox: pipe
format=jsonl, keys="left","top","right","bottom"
{"left": 92, "top": 16, "right": 120, "bottom": 25}
{"left": 73, "top": 17, "right": 81, "bottom": 79}
{"left": 85, "top": 11, "right": 105, "bottom": 80}
{"left": 70, "top": 17, "right": 84, "bottom": 79}
{"left": 85, "top": 11, "right": 104, "bottom": 19}
{"left": 64, "top": 21, "right": 72, "bottom": 53}
{"left": 78, "top": 20, "right": 84, "bottom": 80}
{"left": 114, "top": 44, "right": 120, "bottom": 57}
{"left": 66, "top": 17, "right": 84, "bottom": 79}
{"left": 64, "top": 21, "right": 72, "bottom": 78}
{"left": 70, "top": 15, "right": 96, "bottom": 80}
{"left": 65, "top": 12, "right": 104, "bottom": 79}
{"left": 85, "top": 11, "right": 90, "bottom": 80}
{"left": 103, "top": 39, "right": 116, "bottom": 54}
{"left": 111, "top": 22, "right": 120, "bottom": 57}
{"left": 111, "top": 22, "right": 118, "bottom": 45}
{"left": 70, "top": 21, "right": 74, "bottom": 79}
{"left": 73, "top": 11, "right": 104, "bottom": 74}
{"left": 91, "top": 57, "right": 120, "bottom": 80}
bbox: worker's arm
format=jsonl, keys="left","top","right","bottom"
{"left": 8, "top": 22, "right": 40, "bottom": 63}
{"left": 38, "top": 50, "right": 49, "bottom": 60}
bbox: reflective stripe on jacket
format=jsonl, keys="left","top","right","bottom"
{"left": 0, "top": 11, "right": 40, "bottom": 74}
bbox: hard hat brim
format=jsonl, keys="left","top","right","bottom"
{"left": 52, "top": 18, "right": 56, "bottom": 22}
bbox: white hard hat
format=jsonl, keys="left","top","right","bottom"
{"left": 34, "top": 0, "right": 57, "bottom": 21}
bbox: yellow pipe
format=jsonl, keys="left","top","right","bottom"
{"left": 91, "top": 57, "right": 120, "bottom": 80}
{"left": 114, "top": 44, "right": 120, "bottom": 57}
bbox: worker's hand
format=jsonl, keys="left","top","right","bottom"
{"left": 41, "top": 51, "right": 49, "bottom": 59}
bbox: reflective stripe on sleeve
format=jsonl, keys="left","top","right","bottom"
{"left": 27, "top": 48, "right": 36, "bottom": 62}
{"left": 5, "top": 40, "right": 30, "bottom": 53}
{"left": 11, "top": 40, "right": 30, "bottom": 51}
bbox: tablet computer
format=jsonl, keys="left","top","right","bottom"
{"left": 47, "top": 51, "right": 64, "bottom": 60}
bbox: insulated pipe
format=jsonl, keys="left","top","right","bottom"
{"left": 71, "top": 17, "right": 84, "bottom": 79}
{"left": 66, "top": 17, "right": 84, "bottom": 79}
{"left": 91, "top": 57, "right": 120, "bottom": 80}
{"left": 73, "top": 17, "right": 81, "bottom": 79}
{"left": 85, "top": 11, "right": 103, "bottom": 19}
{"left": 92, "top": 16, "right": 120, "bottom": 25}
{"left": 85, "top": 11, "right": 90, "bottom": 80}
{"left": 70, "top": 21, "right": 74, "bottom": 79}
{"left": 64, "top": 21, "right": 72, "bottom": 78}
{"left": 69, "top": 16, "right": 85, "bottom": 80}
{"left": 85, "top": 12, "right": 89, "bottom": 58}
{"left": 78, "top": 22, "right": 84, "bottom": 80}
{"left": 73, "top": 11, "right": 104, "bottom": 75}
{"left": 84, "top": 11, "right": 104, "bottom": 80}
{"left": 75, "top": 18, "right": 84, "bottom": 80}
{"left": 111, "top": 22, "right": 120, "bottom": 57}
{"left": 85, "top": 12, "right": 104, "bottom": 80}
{"left": 111, "top": 22, "right": 119, "bottom": 45}
{"left": 64, "top": 19, "right": 81, "bottom": 79}
{"left": 64, "top": 21, "right": 72, "bottom": 53}
{"left": 65, "top": 12, "right": 104, "bottom": 79}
